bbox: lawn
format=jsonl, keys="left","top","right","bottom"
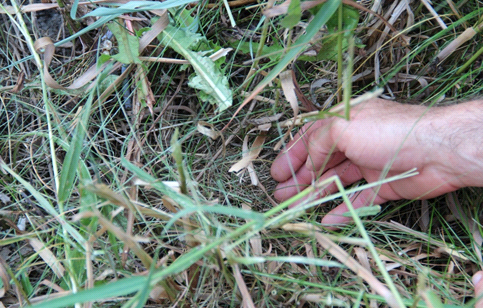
{"left": 0, "top": 0, "right": 482, "bottom": 307}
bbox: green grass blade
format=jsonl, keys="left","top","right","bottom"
{"left": 122, "top": 158, "right": 264, "bottom": 230}
{"left": 164, "top": 205, "right": 265, "bottom": 232}
{"left": 231, "top": 255, "right": 345, "bottom": 268}
{"left": 240, "top": 0, "right": 341, "bottom": 104}
{"left": 55, "top": 16, "right": 116, "bottom": 47}
{"left": 121, "top": 158, "right": 197, "bottom": 208}
{"left": 0, "top": 162, "right": 85, "bottom": 246}
{"left": 28, "top": 211, "right": 258, "bottom": 308}
{"left": 84, "top": 0, "right": 196, "bottom": 17}
{"left": 57, "top": 87, "right": 95, "bottom": 203}
{"left": 28, "top": 276, "right": 148, "bottom": 308}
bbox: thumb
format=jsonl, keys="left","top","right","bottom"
{"left": 473, "top": 271, "right": 483, "bottom": 308}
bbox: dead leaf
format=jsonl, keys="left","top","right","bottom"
{"left": 436, "top": 26, "right": 480, "bottom": 63}
{"left": 40, "top": 280, "right": 65, "bottom": 293}
{"left": 247, "top": 114, "right": 282, "bottom": 126}
{"left": 0, "top": 0, "right": 115, "bottom": 14}
{"left": 149, "top": 285, "right": 169, "bottom": 301}
{"left": 419, "top": 200, "right": 430, "bottom": 232}
{"left": 242, "top": 203, "right": 263, "bottom": 270}
{"left": 138, "top": 11, "right": 169, "bottom": 51}
{"left": 233, "top": 264, "right": 256, "bottom": 308}
{"left": 34, "top": 37, "right": 120, "bottom": 91}
{"left": 274, "top": 70, "right": 302, "bottom": 150}
{"left": 11, "top": 71, "right": 25, "bottom": 93}
{"left": 291, "top": 70, "right": 318, "bottom": 111}
{"left": 229, "top": 124, "right": 270, "bottom": 175}
{"left": 239, "top": 90, "right": 277, "bottom": 104}
{"left": 197, "top": 121, "right": 222, "bottom": 140}
{"left": 282, "top": 222, "right": 403, "bottom": 308}
{"left": 74, "top": 211, "right": 153, "bottom": 268}
{"left": 280, "top": 70, "right": 299, "bottom": 119}
{"left": 0, "top": 192, "right": 10, "bottom": 204}
{"left": 0, "top": 257, "right": 10, "bottom": 297}
{"left": 136, "top": 67, "right": 156, "bottom": 116}
{"left": 28, "top": 238, "right": 65, "bottom": 278}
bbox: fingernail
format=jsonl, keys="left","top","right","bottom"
{"left": 473, "top": 272, "right": 483, "bottom": 285}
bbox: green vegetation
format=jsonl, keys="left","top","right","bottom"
{"left": 0, "top": 0, "right": 482, "bottom": 307}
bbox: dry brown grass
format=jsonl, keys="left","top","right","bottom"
{"left": 0, "top": 0, "right": 482, "bottom": 307}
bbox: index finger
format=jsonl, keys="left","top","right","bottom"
{"left": 271, "top": 120, "right": 326, "bottom": 182}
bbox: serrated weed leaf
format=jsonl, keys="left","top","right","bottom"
{"left": 161, "top": 25, "right": 232, "bottom": 112}
{"left": 108, "top": 23, "right": 141, "bottom": 64}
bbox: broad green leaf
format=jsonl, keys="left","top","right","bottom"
{"left": 187, "top": 56, "right": 231, "bottom": 108}
{"left": 280, "top": 0, "right": 302, "bottom": 29}
{"left": 300, "top": 5, "right": 360, "bottom": 61}
{"left": 326, "top": 5, "right": 359, "bottom": 34}
{"left": 108, "top": 22, "right": 141, "bottom": 64}
{"left": 160, "top": 25, "right": 232, "bottom": 112}
{"left": 158, "top": 23, "right": 204, "bottom": 52}
{"left": 169, "top": 5, "right": 197, "bottom": 29}
{"left": 97, "top": 53, "right": 111, "bottom": 67}
{"left": 135, "top": 27, "right": 151, "bottom": 37}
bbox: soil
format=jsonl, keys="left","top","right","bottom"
{"left": 32, "top": 0, "right": 63, "bottom": 39}
{"left": 35, "top": 8, "right": 62, "bottom": 38}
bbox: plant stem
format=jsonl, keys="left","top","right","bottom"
{"left": 343, "top": 35, "right": 354, "bottom": 120}
{"left": 242, "top": 0, "right": 276, "bottom": 90}
{"left": 456, "top": 44, "right": 483, "bottom": 74}
{"left": 337, "top": 3, "right": 343, "bottom": 103}
{"left": 334, "top": 177, "right": 407, "bottom": 308}
{"left": 171, "top": 129, "right": 188, "bottom": 195}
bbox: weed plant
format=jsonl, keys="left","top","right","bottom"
{"left": 0, "top": 0, "right": 482, "bottom": 307}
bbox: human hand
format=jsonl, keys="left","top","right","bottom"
{"left": 474, "top": 271, "right": 483, "bottom": 307}
{"left": 271, "top": 98, "right": 483, "bottom": 227}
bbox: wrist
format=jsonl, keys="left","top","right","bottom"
{"left": 425, "top": 101, "right": 483, "bottom": 188}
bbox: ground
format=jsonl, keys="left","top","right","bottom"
{"left": 0, "top": 1, "right": 483, "bottom": 307}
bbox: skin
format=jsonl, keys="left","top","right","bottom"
{"left": 271, "top": 98, "right": 483, "bottom": 304}
{"left": 271, "top": 98, "right": 483, "bottom": 226}
{"left": 474, "top": 271, "right": 483, "bottom": 307}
